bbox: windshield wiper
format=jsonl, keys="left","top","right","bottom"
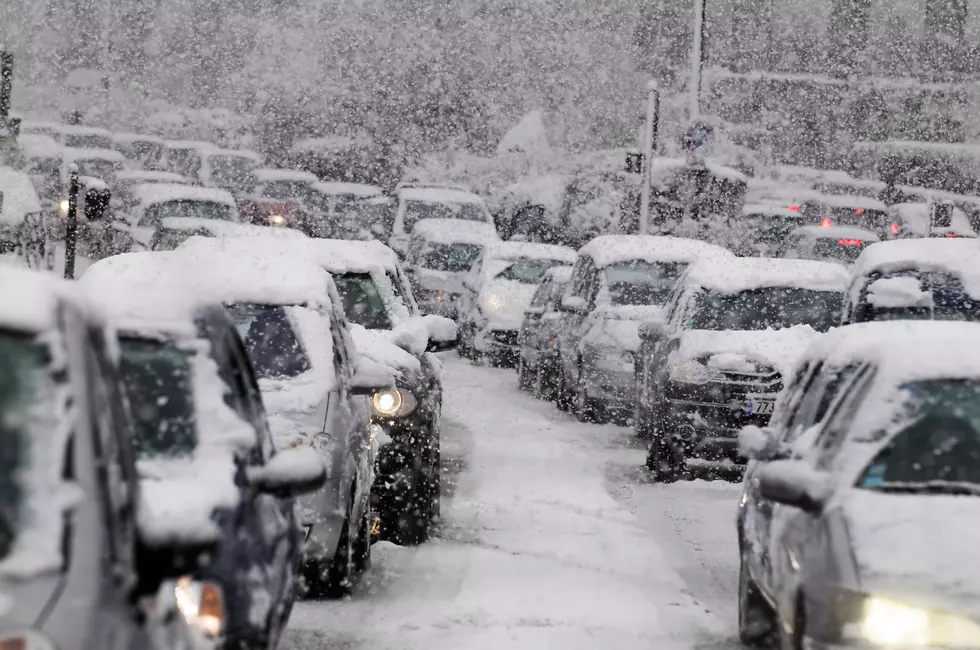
{"left": 874, "top": 480, "right": 980, "bottom": 496}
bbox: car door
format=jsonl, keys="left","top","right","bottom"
{"left": 457, "top": 251, "right": 485, "bottom": 333}
{"left": 323, "top": 307, "right": 363, "bottom": 521}
{"left": 647, "top": 286, "right": 698, "bottom": 408}
{"left": 520, "top": 276, "right": 553, "bottom": 364}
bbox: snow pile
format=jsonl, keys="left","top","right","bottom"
{"left": 0, "top": 267, "right": 66, "bottom": 332}
{"left": 423, "top": 314, "right": 458, "bottom": 343}
{"left": 686, "top": 257, "right": 849, "bottom": 293}
{"left": 496, "top": 109, "right": 553, "bottom": 157}
{"left": 866, "top": 277, "right": 931, "bottom": 308}
{"left": 737, "top": 425, "right": 772, "bottom": 457}
{"left": 707, "top": 352, "right": 758, "bottom": 374}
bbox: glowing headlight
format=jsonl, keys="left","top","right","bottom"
{"left": 854, "top": 595, "right": 980, "bottom": 648}
{"left": 174, "top": 577, "right": 225, "bottom": 639}
{"left": 0, "top": 630, "right": 58, "bottom": 650}
{"left": 669, "top": 359, "right": 721, "bottom": 385}
{"left": 269, "top": 214, "right": 285, "bottom": 226}
{"left": 485, "top": 293, "right": 507, "bottom": 316}
{"left": 58, "top": 198, "right": 70, "bottom": 217}
{"left": 371, "top": 389, "right": 419, "bottom": 418}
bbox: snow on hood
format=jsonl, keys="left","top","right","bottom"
{"left": 348, "top": 324, "right": 421, "bottom": 377}
{"left": 843, "top": 490, "right": 980, "bottom": 612}
{"left": 411, "top": 218, "right": 499, "bottom": 245}
{"left": 674, "top": 325, "right": 821, "bottom": 378}
{"left": 866, "top": 276, "right": 932, "bottom": 308}
{"left": 583, "top": 305, "right": 665, "bottom": 353}
{"left": 481, "top": 279, "right": 539, "bottom": 330}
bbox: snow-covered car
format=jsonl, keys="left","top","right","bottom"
{"left": 841, "top": 238, "right": 980, "bottom": 325}
{"left": 0, "top": 266, "right": 220, "bottom": 650}
{"left": 0, "top": 167, "right": 49, "bottom": 269}
{"left": 390, "top": 185, "right": 495, "bottom": 257}
{"left": 117, "top": 183, "right": 240, "bottom": 250}
{"left": 81, "top": 253, "right": 329, "bottom": 646}
{"left": 406, "top": 218, "right": 500, "bottom": 319}
{"left": 729, "top": 203, "right": 806, "bottom": 257}
{"left": 113, "top": 170, "right": 196, "bottom": 212}
{"left": 517, "top": 265, "right": 572, "bottom": 399}
{"left": 556, "top": 235, "right": 734, "bottom": 423}
{"left": 636, "top": 257, "right": 848, "bottom": 481}
{"left": 112, "top": 132, "right": 166, "bottom": 168}
{"left": 736, "top": 320, "right": 980, "bottom": 650}
{"left": 302, "top": 181, "right": 388, "bottom": 240}
{"left": 172, "top": 238, "right": 393, "bottom": 596}
{"left": 148, "top": 217, "right": 308, "bottom": 252}
{"left": 888, "top": 201, "right": 978, "bottom": 239}
{"left": 17, "top": 134, "right": 63, "bottom": 205}
{"left": 457, "top": 240, "right": 576, "bottom": 367}
{"left": 779, "top": 225, "right": 880, "bottom": 265}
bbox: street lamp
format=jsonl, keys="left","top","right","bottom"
{"left": 639, "top": 81, "right": 660, "bottom": 235}
{"left": 690, "top": 0, "right": 708, "bottom": 118}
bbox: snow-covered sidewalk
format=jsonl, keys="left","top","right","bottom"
{"left": 284, "top": 356, "right": 727, "bottom": 650}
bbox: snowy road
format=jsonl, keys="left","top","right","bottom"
{"left": 282, "top": 356, "right": 742, "bottom": 650}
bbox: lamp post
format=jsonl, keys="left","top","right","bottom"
{"left": 639, "top": 81, "right": 660, "bottom": 235}
{"left": 64, "top": 165, "right": 80, "bottom": 280}
{"left": 690, "top": 0, "right": 708, "bottom": 118}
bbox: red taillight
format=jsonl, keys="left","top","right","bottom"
{"left": 838, "top": 238, "right": 862, "bottom": 246}
{"left": 890, "top": 222, "right": 899, "bottom": 235}
{"left": 946, "top": 233, "right": 961, "bottom": 238}
{"left": 820, "top": 217, "right": 832, "bottom": 227}
{"left": 787, "top": 204, "right": 801, "bottom": 212}
{"left": 855, "top": 207, "right": 864, "bottom": 215}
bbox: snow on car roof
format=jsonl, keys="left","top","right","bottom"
{"left": 0, "top": 168, "right": 43, "bottom": 225}
{"left": 112, "top": 132, "right": 164, "bottom": 145}
{"left": 741, "top": 203, "right": 802, "bottom": 218}
{"left": 304, "top": 238, "right": 401, "bottom": 274}
{"left": 61, "top": 147, "right": 126, "bottom": 163}
{"left": 312, "top": 181, "right": 383, "bottom": 197}
{"left": 686, "top": 257, "right": 849, "bottom": 293}
{"left": 487, "top": 240, "right": 577, "bottom": 263}
{"left": 411, "top": 218, "right": 499, "bottom": 245}
{"left": 398, "top": 186, "right": 486, "bottom": 205}
{"left": 792, "top": 225, "right": 880, "bottom": 241}
{"left": 130, "top": 182, "right": 237, "bottom": 208}
{"left": 0, "top": 267, "right": 67, "bottom": 332}
{"left": 806, "top": 192, "right": 887, "bottom": 211}
{"left": 116, "top": 170, "right": 191, "bottom": 184}
{"left": 851, "top": 239, "right": 980, "bottom": 297}
{"left": 60, "top": 125, "right": 111, "bottom": 137}
{"left": 578, "top": 235, "right": 734, "bottom": 269}
{"left": 252, "top": 168, "right": 318, "bottom": 184}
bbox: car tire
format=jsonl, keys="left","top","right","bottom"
{"left": 645, "top": 435, "right": 680, "bottom": 483}
{"left": 352, "top": 508, "right": 372, "bottom": 573}
{"left": 556, "top": 367, "right": 573, "bottom": 412}
{"left": 738, "top": 555, "right": 776, "bottom": 646}
{"left": 391, "top": 450, "right": 435, "bottom": 547}
{"left": 306, "top": 510, "right": 357, "bottom": 599}
{"left": 635, "top": 403, "right": 653, "bottom": 440}
{"left": 518, "top": 357, "right": 534, "bottom": 391}
{"left": 574, "top": 379, "right": 606, "bottom": 424}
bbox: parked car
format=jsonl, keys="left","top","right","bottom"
{"left": 736, "top": 320, "right": 980, "bottom": 650}
{"left": 406, "top": 218, "right": 500, "bottom": 319}
{"left": 458, "top": 240, "right": 576, "bottom": 367}
{"left": 389, "top": 184, "right": 495, "bottom": 257}
{"left": 887, "top": 201, "right": 978, "bottom": 239}
{"left": 555, "top": 235, "right": 734, "bottom": 423}
{"left": 636, "top": 257, "right": 848, "bottom": 480}
{"left": 171, "top": 239, "right": 393, "bottom": 596}
{"left": 798, "top": 193, "right": 890, "bottom": 237}
{"left": 115, "top": 182, "right": 241, "bottom": 250}
{"left": 81, "top": 253, "right": 329, "bottom": 646}
{"left": 841, "top": 238, "right": 980, "bottom": 324}
{"left": 112, "top": 133, "right": 166, "bottom": 168}
{"left": 201, "top": 148, "right": 263, "bottom": 196}
{"left": 517, "top": 265, "right": 573, "bottom": 399}
{"left": 778, "top": 225, "right": 880, "bottom": 264}
{"left": 0, "top": 266, "right": 219, "bottom": 650}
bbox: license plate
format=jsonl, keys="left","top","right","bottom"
{"left": 744, "top": 396, "right": 776, "bottom": 415}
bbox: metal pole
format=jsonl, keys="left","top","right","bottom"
{"left": 639, "top": 81, "right": 660, "bottom": 235}
{"left": 64, "top": 165, "right": 80, "bottom": 280}
{"left": 690, "top": 0, "right": 707, "bottom": 118}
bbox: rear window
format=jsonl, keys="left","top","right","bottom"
{"left": 691, "top": 288, "right": 843, "bottom": 332}
{"left": 811, "top": 237, "right": 873, "bottom": 264}
{"left": 63, "top": 134, "right": 112, "bottom": 149}
{"left": 261, "top": 180, "right": 313, "bottom": 201}
{"left": 402, "top": 199, "right": 487, "bottom": 232}
{"left": 858, "top": 272, "right": 980, "bottom": 323}
{"left": 139, "top": 200, "right": 233, "bottom": 227}
{"left": 227, "top": 304, "right": 312, "bottom": 379}
{"left": 420, "top": 242, "right": 482, "bottom": 272}
{"left": 74, "top": 158, "right": 122, "bottom": 181}
{"left": 603, "top": 260, "right": 686, "bottom": 306}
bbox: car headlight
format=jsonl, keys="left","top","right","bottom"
{"left": 269, "top": 214, "right": 285, "bottom": 226}
{"left": 58, "top": 198, "right": 69, "bottom": 218}
{"left": 372, "top": 388, "right": 419, "bottom": 418}
{"left": 0, "top": 630, "right": 58, "bottom": 650}
{"left": 840, "top": 593, "right": 980, "bottom": 648}
{"left": 174, "top": 577, "right": 225, "bottom": 639}
{"left": 669, "top": 359, "right": 722, "bottom": 384}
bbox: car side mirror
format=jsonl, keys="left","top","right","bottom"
{"left": 350, "top": 358, "right": 395, "bottom": 396}
{"left": 246, "top": 446, "right": 327, "bottom": 497}
{"left": 560, "top": 296, "right": 588, "bottom": 314}
{"left": 638, "top": 320, "right": 666, "bottom": 342}
{"left": 737, "top": 425, "right": 788, "bottom": 461}
{"left": 423, "top": 314, "right": 459, "bottom": 352}
{"left": 758, "top": 460, "right": 830, "bottom": 515}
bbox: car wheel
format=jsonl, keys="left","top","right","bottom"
{"left": 738, "top": 555, "right": 776, "bottom": 646}
{"left": 352, "top": 508, "right": 372, "bottom": 573}
{"left": 574, "top": 379, "right": 606, "bottom": 424}
{"left": 635, "top": 403, "right": 653, "bottom": 440}
{"left": 556, "top": 367, "right": 573, "bottom": 412}
{"left": 305, "top": 510, "right": 357, "bottom": 599}
{"left": 518, "top": 357, "right": 534, "bottom": 391}
{"left": 391, "top": 452, "right": 435, "bottom": 546}
{"left": 645, "top": 435, "right": 680, "bottom": 483}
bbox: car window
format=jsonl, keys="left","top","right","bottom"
{"left": 224, "top": 328, "right": 272, "bottom": 464}
{"left": 494, "top": 258, "right": 568, "bottom": 284}
{"left": 226, "top": 304, "right": 312, "bottom": 379}
{"left": 770, "top": 361, "right": 816, "bottom": 434}
{"left": 689, "top": 288, "right": 842, "bottom": 332}
{"left": 601, "top": 261, "right": 687, "bottom": 306}
{"left": 529, "top": 278, "right": 553, "bottom": 307}
{"left": 262, "top": 180, "right": 313, "bottom": 201}
{"left": 810, "top": 365, "right": 877, "bottom": 470}
{"left": 139, "top": 200, "right": 233, "bottom": 227}
{"left": 332, "top": 272, "right": 393, "bottom": 330}
{"left": 569, "top": 256, "right": 594, "bottom": 298}
{"left": 420, "top": 242, "right": 483, "bottom": 272}
{"left": 402, "top": 200, "right": 487, "bottom": 231}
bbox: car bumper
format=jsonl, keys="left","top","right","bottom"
{"left": 475, "top": 327, "right": 520, "bottom": 363}
{"left": 297, "top": 478, "right": 345, "bottom": 564}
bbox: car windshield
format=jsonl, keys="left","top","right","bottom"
{"left": 403, "top": 199, "right": 487, "bottom": 231}
{"left": 63, "top": 134, "right": 112, "bottom": 149}
{"left": 810, "top": 237, "right": 873, "bottom": 264}
{"left": 226, "top": 304, "right": 312, "bottom": 379}
{"left": 74, "top": 158, "right": 120, "bottom": 181}
{"left": 690, "top": 288, "right": 843, "bottom": 332}
{"left": 333, "top": 273, "right": 393, "bottom": 330}
{"left": 858, "top": 380, "right": 980, "bottom": 493}
{"left": 117, "top": 140, "right": 163, "bottom": 162}
{"left": 603, "top": 261, "right": 687, "bottom": 306}
{"left": 420, "top": 242, "right": 482, "bottom": 272}
{"left": 118, "top": 338, "right": 197, "bottom": 459}
{"left": 494, "top": 258, "right": 568, "bottom": 284}
{"left": 861, "top": 272, "right": 980, "bottom": 323}
{"left": 167, "top": 149, "right": 201, "bottom": 177}
{"left": 0, "top": 331, "right": 54, "bottom": 563}
{"left": 209, "top": 155, "right": 256, "bottom": 193}
{"left": 139, "top": 200, "right": 233, "bottom": 227}
{"left": 261, "top": 180, "right": 314, "bottom": 201}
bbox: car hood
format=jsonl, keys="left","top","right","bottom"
{"left": 0, "top": 576, "right": 59, "bottom": 628}
{"left": 480, "top": 280, "right": 538, "bottom": 330}
{"left": 582, "top": 305, "right": 665, "bottom": 353}
{"left": 844, "top": 490, "right": 980, "bottom": 616}
{"left": 416, "top": 268, "right": 465, "bottom": 295}
{"left": 674, "top": 325, "right": 819, "bottom": 378}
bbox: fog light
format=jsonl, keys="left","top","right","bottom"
{"left": 174, "top": 577, "right": 224, "bottom": 639}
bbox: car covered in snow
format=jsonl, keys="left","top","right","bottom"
{"left": 116, "top": 182, "right": 240, "bottom": 250}
{"left": 302, "top": 181, "right": 389, "bottom": 240}
{"left": 172, "top": 238, "right": 394, "bottom": 596}
{"left": 60, "top": 147, "right": 126, "bottom": 186}
{"left": 0, "top": 266, "right": 221, "bottom": 650}
{"left": 200, "top": 148, "right": 263, "bottom": 196}
{"left": 249, "top": 168, "right": 318, "bottom": 200}
{"left": 728, "top": 203, "right": 806, "bottom": 257}
{"left": 457, "top": 240, "right": 576, "bottom": 367}
{"left": 887, "top": 201, "right": 978, "bottom": 239}
{"left": 81, "top": 253, "right": 330, "bottom": 647}
{"left": 160, "top": 140, "right": 218, "bottom": 179}
{"left": 555, "top": 235, "right": 734, "bottom": 423}
{"left": 798, "top": 193, "right": 890, "bottom": 237}
{"left": 389, "top": 184, "right": 495, "bottom": 257}
{"left": 841, "top": 238, "right": 980, "bottom": 325}
{"left": 406, "top": 218, "right": 500, "bottom": 319}
{"left": 0, "top": 167, "right": 49, "bottom": 269}
{"left": 779, "top": 225, "right": 880, "bottom": 265}
{"left": 636, "top": 257, "right": 848, "bottom": 481}
{"left": 112, "top": 132, "right": 166, "bottom": 168}
{"left": 736, "top": 320, "right": 980, "bottom": 650}
{"left": 517, "top": 265, "right": 573, "bottom": 399}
